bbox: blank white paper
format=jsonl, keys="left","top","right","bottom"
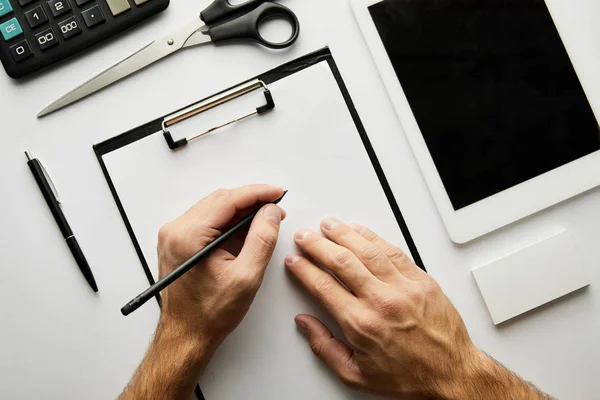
{"left": 103, "top": 61, "right": 415, "bottom": 399}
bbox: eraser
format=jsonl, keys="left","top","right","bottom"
{"left": 472, "top": 231, "right": 590, "bottom": 325}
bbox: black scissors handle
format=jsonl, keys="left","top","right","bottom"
{"left": 201, "top": 1, "right": 300, "bottom": 50}
{"left": 201, "top": 0, "right": 269, "bottom": 24}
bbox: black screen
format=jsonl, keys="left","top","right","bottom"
{"left": 369, "top": 0, "right": 600, "bottom": 210}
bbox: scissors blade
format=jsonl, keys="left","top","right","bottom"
{"left": 182, "top": 28, "right": 213, "bottom": 48}
{"left": 38, "top": 18, "right": 206, "bottom": 118}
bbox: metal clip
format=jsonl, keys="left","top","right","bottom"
{"left": 162, "top": 80, "right": 275, "bottom": 150}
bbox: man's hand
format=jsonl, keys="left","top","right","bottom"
{"left": 120, "top": 185, "right": 285, "bottom": 400}
{"left": 157, "top": 184, "right": 285, "bottom": 349}
{"left": 286, "top": 217, "right": 551, "bottom": 400}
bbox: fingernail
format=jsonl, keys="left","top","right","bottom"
{"left": 264, "top": 205, "right": 281, "bottom": 225}
{"left": 285, "top": 254, "right": 300, "bottom": 265}
{"left": 322, "top": 216, "right": 340, "bottom": 231}
{"left": 295, "top": 320, "right": 308, "bottom": 335}
{"left": 349, "top": 223, "right": 365, "bottom": 235}
{"left": 295, "top": 228, "right": 312, "bottom": 241}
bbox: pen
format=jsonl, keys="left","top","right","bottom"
{"left": 121, "top": 190, "right": 288, "bottom": 316}
{"left": 25, "top": 151, "right": 98, "bottom": 293}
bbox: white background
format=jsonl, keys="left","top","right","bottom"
{"left": 0, "top": 0, "right": 598, "bottom": 398}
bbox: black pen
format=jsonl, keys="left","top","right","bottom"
{"left": 25, "top": 151, "right": 98, "bottom": 293}
{"left": 121, "top": 190, "right": 288, "bottom": 316}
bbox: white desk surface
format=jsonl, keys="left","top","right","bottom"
{"left": 1, "top": 0, "right": 598, "bottom": 398}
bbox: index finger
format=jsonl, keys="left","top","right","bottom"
{"left": 166, "top": 185, "right": 283, "bottom": 252}
{"left": 285, "top": 254, "right": 357, "bottom": 321}
{"left": 183, "top": 184, "right": 284, "bottom": 230}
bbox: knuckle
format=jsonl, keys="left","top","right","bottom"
{"left": 358, "top": 226, "right": 376, "bottom": 241}
{"left": 387, "top": 245, "right": 408, "bottom": 262}
{"left": 157, "top": 223, "right": 187, "bottom": 254}
{"left": 331, "top": 249, "right": 354, "bottom": 269}
{"left": 358, "top": 246, "right": 382, "bottom": 264}
{"left": 254, "top": 229, "right": 278, "bottom": 251}
{"left": 211, "top": 188, "right": 230, "bottom": 203}
{"left": 313, "top": 274, "right": 335, "bottom": 296}
{"left": 356, "top": 316, "right": 379, "bottom": 337}
{"left": 310, "top": 340, "right": 327, "bottom": 359}
{"left": 373, "top": 293, "right": 404, "bottom": 316}
{"left": 345, "top": 310, "right": 379, "bottom": 341}
{"left": 157, "top": 223, "right": 173, "bottom": 246}
{"left": 194, "top": 225, "right": 221, "bottom": 244}
{"left": 422, "top": 279, "right": 442, "bottom": 297}
{"left": 406, "top": 286, "right": 426, "bottom": 305}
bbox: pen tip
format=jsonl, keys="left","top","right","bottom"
{"left": 274, "top": 190, "right": 288, "bottom": 205}
{"left": 24, "top": 151, "right": 32, "bottom": 161}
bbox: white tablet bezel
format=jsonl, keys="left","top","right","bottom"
{"left": 352, "top": 0, "right": 600, "bottom": 243}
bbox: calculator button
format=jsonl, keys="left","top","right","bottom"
{"left": 133, "top": 0, "right": 150, "bottom": 5}
{"left": 47, "top": 0, "right": 71, "bottom": 17}
{"left": 81, "top": 5, "right": 105, "bottom": 28}
{"left": 35, "top": 27, "right": 58, "bottom": 50}
{"left": 17, "top": 0, "right": 35, "bottom": 6}
{"left": 58, "top": 16, "right": 81, "bottom": 39}
{"left": 0, "top": 17, "right": 22, "bottom": 41}
{"left": 10, "top": 39, "right": 32, "bottom": 62}
{"left": 0, "top": 0, "right": 14, "bottom": 18}
{"left": 106, "top": 0, "right": 130, "bottom": 16}
{"left": 25, "top": 6, "right": 49, "bottom": 28}
{"left": 74, "top": 0, "right": 91, "bottom": 6}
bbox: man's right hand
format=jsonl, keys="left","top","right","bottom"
{"left": 286, "top": 217, "right": 551, "bottom": 399}
{"left": 120, "top": 185, "right": 286, "bottom": 400}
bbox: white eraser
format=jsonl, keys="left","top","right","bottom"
{"left": 472, "top": 231, "right": 590, "bottom": 325}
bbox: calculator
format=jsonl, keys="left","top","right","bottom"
{"left": 0, "top": 0, "right": 168, "bottom": 78}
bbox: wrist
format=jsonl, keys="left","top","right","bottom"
{"left": 432, "top": 345, "right": 494, "bottom": 400}
{"left": 434, "top": 346, "right": 550, "bottom": 400}
{"left": 119, "top": 319, "right": 216, "bottom": 400}
{"left": 154, "top": 317, "right": 216, "bottom": 375}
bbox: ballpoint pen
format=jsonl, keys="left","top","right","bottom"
{"left": 25, "top": 151, "right": 98, "bottom": 292}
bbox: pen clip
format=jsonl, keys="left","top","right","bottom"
{"left": 40, "top": 162, "right": 61, "bottom": 204}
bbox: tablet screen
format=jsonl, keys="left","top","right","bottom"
{"left": 369, "top": 0, "right": 600, "bottom": 210}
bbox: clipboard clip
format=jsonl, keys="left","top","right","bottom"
{"left": 162, "top": 80, "right": 275, "bottom": 150}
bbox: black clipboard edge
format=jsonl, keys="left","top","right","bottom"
{"left": 322, "top": 55, "right": 425, "bottom": 271}
{"left": 94, "top": 152, "right": 158, "bottom": 288}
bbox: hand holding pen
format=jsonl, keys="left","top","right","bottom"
{"left": 150, "top": 185, "right": 285, "bottom": 344}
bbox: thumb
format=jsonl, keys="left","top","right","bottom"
{"left": 295, "top": 314, "right": 365, "bottom": 389}
{"left": 234, "top": 204, "right": 283, "bottom": 275}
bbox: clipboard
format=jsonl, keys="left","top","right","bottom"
{"left": 93, "top": 47, "right": 425, "bottom": 399}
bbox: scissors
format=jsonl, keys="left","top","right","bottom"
{"left": 38, "top": 0, "right": 300, "bottom": 118}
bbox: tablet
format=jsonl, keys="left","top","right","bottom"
{"left": 353, "top": 0, "right": 600, "bottom": 243}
